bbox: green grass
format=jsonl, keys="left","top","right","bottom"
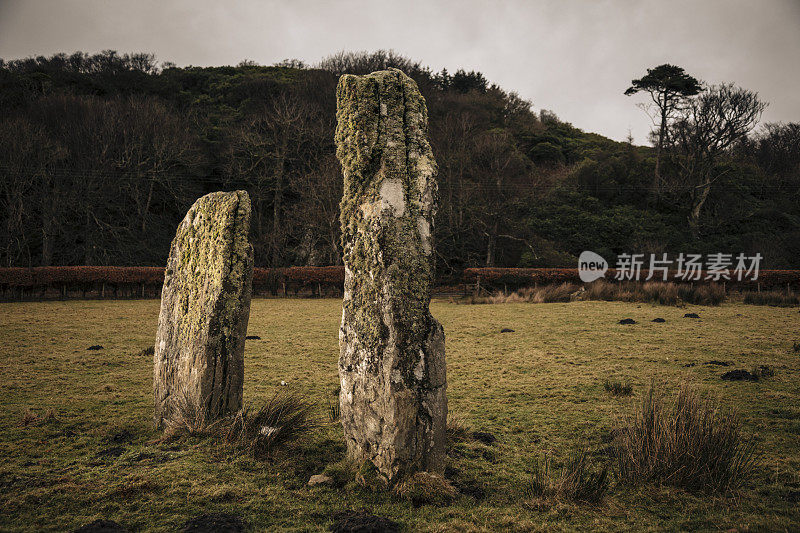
{"left": 1, "top": 299, "right": 799, "bottom": 531}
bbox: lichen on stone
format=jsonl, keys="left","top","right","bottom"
{"left": 336, "top": 69, "right": 446, "bottom": 482}
{"left": 154, "top": 190, "right": 254, "bottom": 430}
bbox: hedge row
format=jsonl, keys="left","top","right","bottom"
{"left": 462, "top": 267, "right": 800, "bottom": 289}
{"left": 0, "top": 266, "right": 347, "bottom": 287}
{"left": 1, "top": 266, "right": 798, "bottom": 290}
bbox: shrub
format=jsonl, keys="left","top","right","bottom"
{"left": 528, "top": 447, "right": 609, "bottom": 504}
{"left": 742, "top": 290, "right": 799, "bottom": 307}
{"left": 223, "top": 392, "right": 316, "bottom": 458}
{"left": 394, "top": 472, "right": 458, "bottom": 506}
{"left": 604, "top": 380, "right": 633, "bottom": 396}
{"left": 612, "top": 383, "right": 756, "bottom": 492}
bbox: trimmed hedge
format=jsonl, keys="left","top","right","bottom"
{"left": 462, "top": 268, "right": 800, "bottom": 290}
{"left": 0, "top": 266, "right": 797, "bottom": 299}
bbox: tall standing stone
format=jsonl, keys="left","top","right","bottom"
{"left": 336, "top": 69, "right": 447, "bottom": 482}
{"left": 153, "top": 191, "right": 254, "bottom": 430}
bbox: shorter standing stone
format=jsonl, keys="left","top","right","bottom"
{"left": 153, "top": 191, "right": 253, "bottom": 429}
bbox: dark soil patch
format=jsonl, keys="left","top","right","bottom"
{"left": 784, "top": 490, "right": 800, "bottom": 503}
{"left": 618, "top": 318, "right": 637, "bottom": 324}
{"left": 330, "top": 509, "right": 401, "bottom": 533}
{"left": 500, "top": 328, "right": 514, "bottom": 333}
{"left": 74, "top": 519, "right": 129, "bottom": 533}
{"left": 651, "top": 318, "right": 666, "bottom": 322}
{"left": 721, "top": 370, "right": 758, "bottom": 381}
{"left": 683, "top": 313, "right": 700, "bottom": 318}
{"left": 245, "top": 335, "right": 261, "bottom": 340}
{"left": 181, "top": 513, "right": 245, "bottom": 533}
{"left": 96, "top": 446, "right": 125, "bottom": 459}
{"left": 104, "top": 429, "right": 133, "bottom": 444}
{"left": 472, "top": 431, "right": 496, "bottom": 445}
{"left": 86, "top": 345, "right": 104, "bottom": 350}
{"left": 703, "top": 360, "right": 730, "bottom": 367}
{"left": 757, "top": 365, "right": 775, "bottom": 378}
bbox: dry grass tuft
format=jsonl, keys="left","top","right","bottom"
{"left": 163, "top": 388, "right": 224, "bottom": 438}
{"left": 446, "top": 414, "right": 470, "bottom": 443}
{"left": 613, "top": 382, "right": 756, "bottom": 492}
{"left": 743, "top": 291, "right": 799, "bottom": 307}
{"left": 394, "top": 472, "right": 458, "bottom": 506}
{"left": 18, "top": 407, "right": 58, "bottom": 427}
{"left": 528, "top": 447, "right": 609, "bottom": 504}
{"left": 223, "top": 392, "right": 316, "bottom": 458}
{"left": 604, "top": 380, "right": 633, "bottom": 397}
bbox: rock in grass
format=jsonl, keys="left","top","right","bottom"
{"left": 500, "top": 328, "right": 515, "bottom": 333}
{"left": 652, "top": 318, "right": 666, "bottom": 323}
{"left": 618, "top": 318, "right": 637, "bottom": 324}
{"left": 87, "top": 345, "right": 104, "bottom": 350}
{"left": 308, "top": 473, "right": 334, "bottom": 487}
{"left": 684, "top": 313, "right": 700, "bottom": 318}
{"left": 73, "top": 519, "right": 129, "bottom": 533}
{"left": 336, "top": 69, "right": 446, "bottom": 482}
{"left": 153, "top": 191, "right": 253, "bottom": 430}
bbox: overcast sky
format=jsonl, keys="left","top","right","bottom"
{"left": 1, "top": 0, "right": 798, "bottom": 144}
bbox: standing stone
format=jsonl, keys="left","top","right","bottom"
{"left": 335, "top": 69, "right": 447, "bottom": 482}
{"left": 153, "top": 191, "right": 253, "bottom": 430}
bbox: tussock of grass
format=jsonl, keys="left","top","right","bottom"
{"left": 223, "top": 392, "right": 316, "bottom": 458}
{"left": 743, "top": 291, "right": 799, "bottom": 307}
{"left": 394, "top": 472, "right": 458, "bottom": 506}
{"left": 18, "top": 407, "right": 57, "bottom": 427}
{"left": 613, "top": 383, "right": 756, "bottom": 492}
{"left": 528, "top": 447, "right": 609, "bottom": 504}
{"left": 446, "top": 414, "right": 470, "bottom": 443}
{"left": 604, "top": 380, "right": 633, "bottom": 397}
{"left": 163, "top": 388, "right": 224, "bottom": 438}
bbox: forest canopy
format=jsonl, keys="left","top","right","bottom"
{"left": 1, "top": 50, "right": 798, "bottom": 271}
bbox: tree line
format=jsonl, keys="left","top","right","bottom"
{"left": 0, "top": 51, "right": 798, "bottom": 271}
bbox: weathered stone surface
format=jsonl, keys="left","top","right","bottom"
{"left": 153, "top": 191, "right": 253, "bottom": 429}
{"left": 307, "top": 473, "right": 334, "bottom": 486}
{"left": 335, "top": 69, "right": 447, "bottom": 481}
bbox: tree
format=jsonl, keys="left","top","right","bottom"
{"left": 667, "top": 83, "right": 767, "bottom": 236}
{"left": 625, "top": 64, "right": 702, "bottom": 199}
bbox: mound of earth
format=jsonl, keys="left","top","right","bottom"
{"left": 472, "top": 431, "right": 497, "bottom": 445}
{"left": 181, "top": 513, "right": 245, "bottom": 533}
{"left": 330, "top": 509, "right": 400, "bottom": 533}
{"left": 618, "top": 318, "right": 637, "bottom": 324}
{"left": 74, "top": 519, "right": 128, "bottom": 533}
{"left": 721, "top": 370, "right": 758, "bottom": 381}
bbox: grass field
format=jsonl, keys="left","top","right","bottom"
{"left": 1, "top": 298, "right": 799, "bottom": 532}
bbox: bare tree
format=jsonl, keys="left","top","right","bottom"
{"left": 667, "top": 83, "right": 767, "bottom": 236}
